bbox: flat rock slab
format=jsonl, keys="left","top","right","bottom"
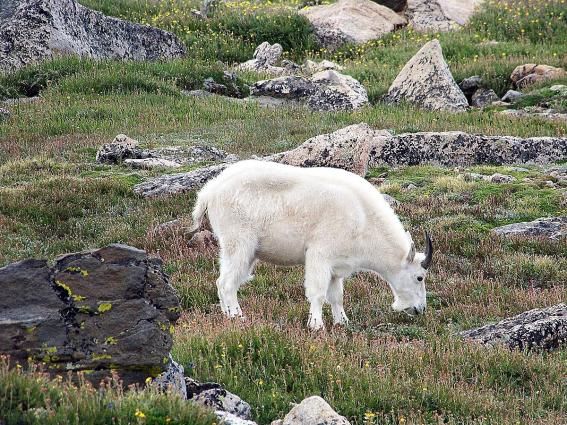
{"left": 491, "top": 216, "right": 566, "bottom": 239}
{"left": 299, "top": 0, "right": 407, "bottom": 49}
{"left": 375, "top": 131, "right": 567, "bottom": 166}
{"left": 460, "top": 304, "right": 567, "bottom": 351}
{"left": 0, "top": 244, "right": 181, "bottom": 387}
{"left": 385, "top": 39, "right": 468, "bottom": 112}
{"left": 0, "top": 0, "right": 185, "bottom": 72}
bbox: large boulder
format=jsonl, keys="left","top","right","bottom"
{"left": 511, "top": 64, "right": 566, "bottom": 89}
{"left": 299, "top": 0, "right": 407, "bottom": 49}
{"left": 250, "top": 70, "right": 368, "bottom": 112}
{"left": 0, "top": 0, "right": 185, "bottom": 72}
{"left": 265, "top": 123, "right": 391, "bottom": 176}
{"left": 406, "top": 0, "right": 484, "bottom": 32}
{"left": 280, "top": 396, "right": 350, "bottom": 425}
{"left": 460, "top": 304, "right": 567, "bottom": 351}
{"left": 374, "top": 131, "right": 567, "bottom": 166}
{"left": 384, "top": 39, "right": 468, "bottom": 112}
{"left": 0, "top": 244, "right": 181, "bottom": 387}
{"left": 491, "top": 217, "right": 566, "bottom": 240}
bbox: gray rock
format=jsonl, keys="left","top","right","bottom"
{"left": 500, "top": 108, "right": 567, "bottom": 123}
{"left": 186, "top": 378, "right": 252, "bottom": 419}
{"left": 265, "top": 123, "right": 391, "bottom": 176}
{"left": 1, "top": 96, "right": 42, "bottom": 105}
{"left": 0, "top": 0, "right": 185, "bottom": 72}
{"left": 382, "top": 193, "right": 400, "bottom": 207}
{"left": 153, "top": 356, "right": 187, "bottom": 399}
{"left": 299, "top": 0, "right": 407, "bottom": 49}
{"left": 501, "top": 90, "right": 523, "bottom": 103}
{"left": 124, "top": 158, "right": 182, "bottom": 169}
{"left": 0, "top": 107, "right": 10, "bottom": 121}
{"left": 458, "top": 75, "right": 483, "bottom": 98}
{"left": 0, "top": 244, "right": 181, "bottom": 387}
{"left": 406, "top": 0, "right": 484, "bottom": 32}
{"left": 216, "top": 411, "right": 258, "bottom": 425}
{"left": 465, "top": 172, "right": 517, "bottom": 183}
{"left": 303, "top": 59, "right": 343, "bottom": 75}
{"left": 375, "top": 131, "right": 567, "bottom": 166}
{"left": 181, "top": 89, "right": 215, "bottom": 98}
{"left": 250, "top": 70, "right": 368, "bottom": 111}
{"left": 281, "top": 396, "right": 350, "bottom": 425}
{"left": 237, "top": 42, "right": 287, "bottom": 76}
{"left": 491, "top": 216, "right": 566, "bottom": 239}
{"left": 460, "top": 304, "right": 567, "bottom": 351}
{"left": 133, "top": 163, "right": 229, "bottom": 197}
{"left": 471, "top": 88, "right": 499, "bottom": 108}
{"left": 385, "top": 40, "right": 468, "bottom": 112}
{"left": 96, "top": 134, "right": 148, "bottom": 164}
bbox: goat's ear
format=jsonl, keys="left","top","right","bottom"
{"left": 406, "top": 241, "right": 416, "bottom": 263}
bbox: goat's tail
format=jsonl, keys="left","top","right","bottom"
{"left": 189, "top": 191, "right": 209, "bottom": 236}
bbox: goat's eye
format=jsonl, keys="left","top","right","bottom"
{"left": 417, "top": 276, "right": 424, "bottom": 282}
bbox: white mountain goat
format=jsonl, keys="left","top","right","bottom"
{"left": 191, "top": 160, "right": 433, "bottom": 330}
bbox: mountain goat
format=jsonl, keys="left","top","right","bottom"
{"left": 191, "top": 160, "right": 433, "bottom": 330}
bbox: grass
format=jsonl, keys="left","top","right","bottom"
{"left": 0, "top": 0, "right": 566, "bottom": 424}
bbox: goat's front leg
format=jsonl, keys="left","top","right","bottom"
{"left": 304, "top": 253, "right": 332, "bottom": 331}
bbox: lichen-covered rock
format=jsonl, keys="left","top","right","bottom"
{"left": 265, "top": 123, "right": 391, "bottom": 176}
{"left": 281, "top": 396, "right": 350, "bottom": 425}
{"left": 471, "top": 88, "right": 499, "bottom": 108}
{"left": 186, "top": 378, "right": 252, "bottom": 419}
{"left": 216, "top": 411, "right": 258, "bottom": 425}
{"left": 384, "top": 40, "right": 468, "bottom": 112}
{"left": 250, "top": 70, "right": 368, "bottom": 111}
{"left": 303, "top": 59, "right": 343, "bottom": 75}
{"left": 0, "top": 244, "right": 181, "bottom": 387}
{"left": 124, "top": 158, "right": 182, "bottom": 169}
{"left": 510, "top": 64, "right": 566, "bottom": 89}
{"left": 237, "top": 42, "right": 286, "bottom": 75}
{"left": 153, "top": 356, "right": 187, "bottom": 399}
{"left": 491, "top": 216, "right": 566, "bottom": 239}
{"left": 0, "top": 0, "right": 185, "bottom": 72}
{"left": 374, "top": 131, "right": 567, "bottom": 166}
{"left": 460, "top": 304, "right": 567, "bottom": 351}
{"left": 133, "top": 163, "right": 230, "bottom": 197}
{"left": 501, "top": 90, "right": 523, "bottom": 103}
{"left": 406, "top": 0, "right": 484, "bottom": 32}
{"left": 96, "top": 134, "right": 148, "bottom": 164}
{"left": 299, "top": 0, "right": 407, "bottom": 49}
{"left": 458, "top": 75, "right": 483, "bottom": 98}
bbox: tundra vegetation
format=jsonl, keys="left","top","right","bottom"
{"left": 0, "top": 0, "right": 566, "bottom": 424}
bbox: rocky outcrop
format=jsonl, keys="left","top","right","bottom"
{"left": 510, "top": 64, "right": 566, "bottom": 89}
{"left": 0, "top": 0, "right": 185, "bottom": 72}
{"left": 0, "top": 244, "right": 181, "bottom": 387}
{"left": 374, "top": 131, "right": 567, "bottom": 166}
{"left": 279, "top": 396, "right": 350, "bottom": 425}
{"left": 384, "top": 40, "right": 468, "bottom": 112}
{"left": 134, "top": 163, "right": 229, "bottom": 197}
{"left": 237, "top": 42, "right": 289, "bottom": 76}
{"left": 406, "top": 0, "right": 484, "bottom": 32}
{"left": 97, "top": 135, "right": 238, "bottom": 167}
{"left": 491, "top": 217, "right": 566, "bottom": 239}
{"left": 265, "top": 123, "right": 391, "bottom": 177}
{"left": 299, "top": 0, "right": 407, "bottom": 49}
{"left": 250, "top": 70, "right": 368, "bottom": 111}
{"left": 460, "top": 304, "right": 567, "bottom": 351}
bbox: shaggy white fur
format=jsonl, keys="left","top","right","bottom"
{"left": 192, "top": 160, "right": 431, "bottom": 329}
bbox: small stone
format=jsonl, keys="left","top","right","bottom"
{"left": 153, "top": 356, "right": 187, "bottom": 399}
{"left": 405, "top": 183, "right": 417, "bottom": 190}
{"left": 0, "top": 107, "right": 10, "bottom": 121}
{"left": 492, "top": 216, "right": 566, "bottom": 239}
{"left": 382, "top": 193, "right": 400, "bottom": 207}
{"left": 501, "top": 90, "right": 523, "bottom": 103}
{"left": 186, "top": 378, "right": 252, "bottom": 419}
{"left": 96, "top": 134, "right": 147, "bottom": 164}
{"left": 458, "top": 75, "right": 483, "bottom": 97}
{"left": 281, "top": 396, "right": 350, "bottom": 425}
{"left": 471, "top": 88, "right": 499, "bottom": 108}
{"left": 215, "top": 411, "right": 258, "bottom": 425}
{"left": 488, "top": 173, "right": 516, "bottom": 183}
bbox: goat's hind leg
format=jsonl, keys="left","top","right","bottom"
{"left": 304, "top": 252, "right": 332, "bottom": 330}
{"left": 327, "top": 277, "right": 349, "bottom": 326}
{"left": 216, "top": 239, "right": 256, "bottom": 318}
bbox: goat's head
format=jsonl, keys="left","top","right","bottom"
{"left": 387, "top": 231, "right": 433, "bottom": 316}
